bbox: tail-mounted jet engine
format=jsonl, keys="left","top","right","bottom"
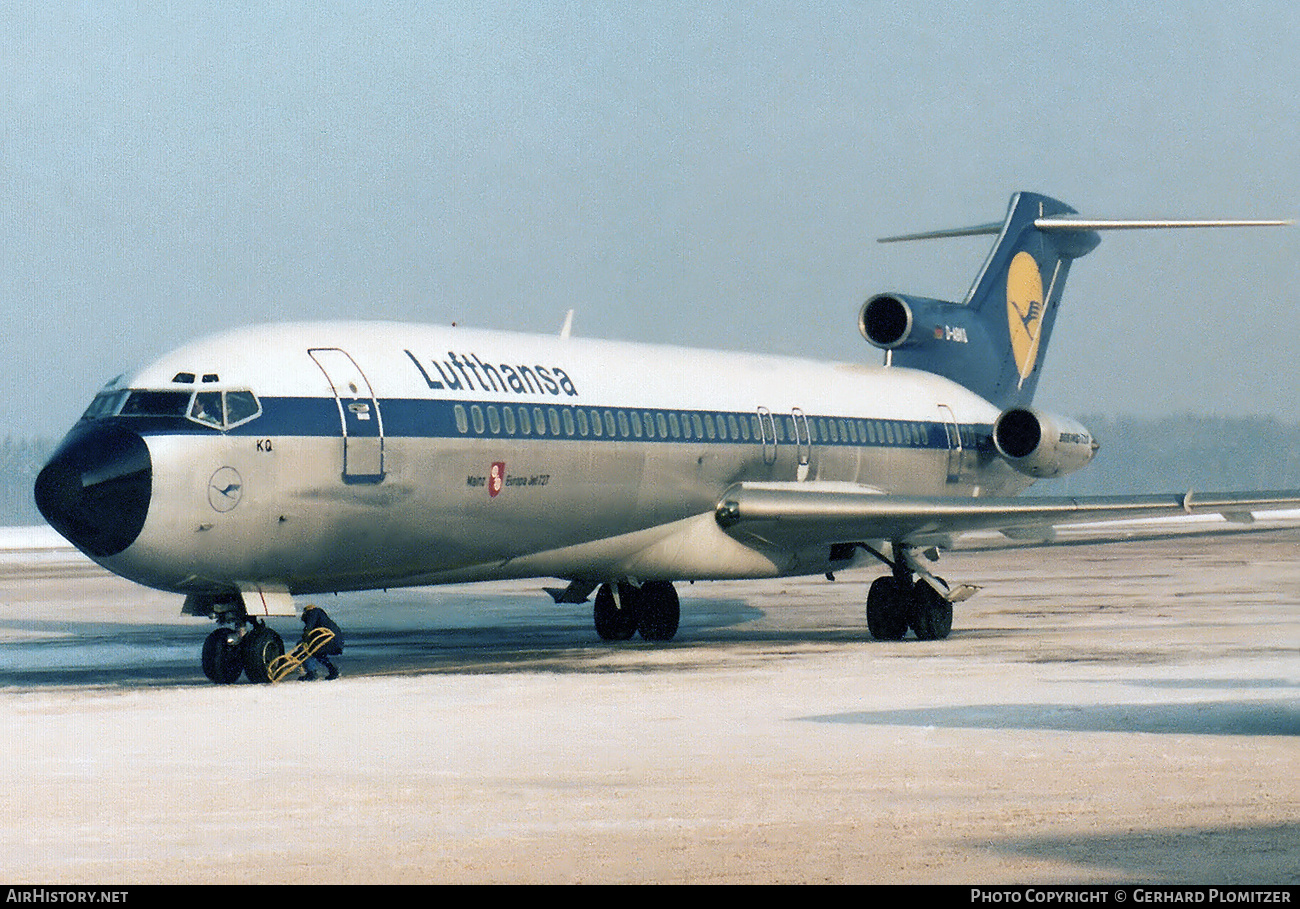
{"left": 993, "top": 407, "right": 1098, "bottom": 478}
{"left": 858, "top": 293, "right": 979, "bottom": 350}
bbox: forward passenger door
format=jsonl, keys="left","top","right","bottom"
{"left": 309, "top": 348, "right": 386, "bottom": 484}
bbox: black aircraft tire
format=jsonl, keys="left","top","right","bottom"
{"left": 910, "top": 580, "right": 954, "bottom": 641}
{"left": 241, "top": 625, "right": 285, "bottom": 684}
{"left": 637, "top": 581, "right": 680, "bottom": 642}
{"left": 202, "top": 628, "right": 244, "bottom": 685}
{"left": 594, "top": 583, "right": 639, "bottom": 641}
{"left": 866, "top": 577, "right": 909, "bottom": 641}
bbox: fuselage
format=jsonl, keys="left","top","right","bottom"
{"left": 36, "top": 321, "right": 1029, "bottom": 598}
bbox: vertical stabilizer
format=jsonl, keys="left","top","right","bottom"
{"left": 870, "top": 192, "right": 1285, "bottom": 409}
{"left": 956, "top": 192, "right": 1100, "bottom": 406}
{"left": 875, "top": 192, "right": 1099, "bottom": 408}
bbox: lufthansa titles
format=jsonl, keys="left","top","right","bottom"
{"left": 406, "top": 350, "right": 578, "bottom": 397}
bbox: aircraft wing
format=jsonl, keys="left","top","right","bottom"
{"left": 714, "top": 482, "right": 1300, "bottom": 551}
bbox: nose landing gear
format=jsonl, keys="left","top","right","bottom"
{"left": 198, "top": 611, "right": 285, "bottom": 685}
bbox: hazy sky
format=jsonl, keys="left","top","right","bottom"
{"left": 3, "top": 1, "right": 1297, "bottom": 439}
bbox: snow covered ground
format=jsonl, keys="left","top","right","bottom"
{"left": 1, "top": 529, "right": 1297, "bottom": 883}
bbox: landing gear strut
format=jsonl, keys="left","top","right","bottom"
{"left": 593, "top": 581, "right": 681, "bottom": 643}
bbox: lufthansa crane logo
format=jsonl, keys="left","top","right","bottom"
{"left": 208, "top": 467, "right": 244, "bottom": 512}
{"left": 1006, "top": 251, "right": 1045, "bottom": 385}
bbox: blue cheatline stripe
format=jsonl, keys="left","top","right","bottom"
{"left": 122, "top": 395, "right": 989, "bottom": 451}
{"left": 240, "top": 396, "right": 988, "bottom": 451}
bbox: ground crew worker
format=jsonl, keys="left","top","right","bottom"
{"left": 299, "top": 603, "right": 344, "bottom": 681}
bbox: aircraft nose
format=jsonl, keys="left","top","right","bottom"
{"left": 34, "top": 422, "right": 152, "bottom": 558}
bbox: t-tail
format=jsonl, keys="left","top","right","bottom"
{"left": 859, "top": 191, "right": 1289, "bottom": 409}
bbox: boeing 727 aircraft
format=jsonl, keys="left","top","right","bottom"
{"left": 33, "top": 192, "right": 1300, "bottom": 683}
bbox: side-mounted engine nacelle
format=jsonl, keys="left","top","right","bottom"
{"left": 859, "top": 293, "right": 982, "bottom": 351}
{"left": 993, "top": 407, "right": 1099, "bottom": 479}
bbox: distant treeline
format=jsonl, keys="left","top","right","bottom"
{"left": 1, "top": 416, "right": 1297, "bottom": 525}
{"left": 0, "top": 436, "right": 54, "bottom": 526}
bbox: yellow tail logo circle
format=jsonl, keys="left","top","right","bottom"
{"left": 1006, "top": 251, "right": 1044, "bottom": 382}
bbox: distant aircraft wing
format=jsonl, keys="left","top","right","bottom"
{"left": 714, "top": 482, "right": 1300, "bottom": 551}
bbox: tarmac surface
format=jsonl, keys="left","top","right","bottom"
{"left": 0, "top": 527, "right": 1297, "bottom": 884}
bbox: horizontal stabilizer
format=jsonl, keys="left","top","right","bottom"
{"left": 1035, "top": 217, "right": 1293, "bottom": 231}
{"left": 880, "top": 216, "right": 1291, "bottom": 243}
{"left": 878, "top": 222, "right": 1003, "bottom": 243}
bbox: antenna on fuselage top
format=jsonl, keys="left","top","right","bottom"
{"left": 559, "top": 309, "right": 574, "bottom": 340}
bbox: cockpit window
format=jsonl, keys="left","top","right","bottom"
{"left": 189, "top": 391, "right": 223, "bottom": 428}
{"left": 120, "top": 390, "right": 192, "bottom": 417}
{"left": 224, "top": 390, "right": 261, "bottom": 427}
{"left": 185, "top": 389, "right": 262, "bottom": 429}
{"left": 81, "top": 390, "right": 128, "bottom": 421}
{"left": 85, "top": 386, "right": 262, "bottom": 430}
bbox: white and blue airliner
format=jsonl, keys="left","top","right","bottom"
{"left": 34, "top": 192, "right": 1299, "bottom": 683}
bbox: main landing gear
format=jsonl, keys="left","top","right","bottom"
{"left": 862, "top": 542, "right": 974, "bottom": 642}
{"left": 593, "top": 581, "right": 680, "bottom": 643}
{"left": 866, "top": 575, "right": 953, "bottom": 641}
{"left": 198, "top": 607, "right": 285, "bottom": 685}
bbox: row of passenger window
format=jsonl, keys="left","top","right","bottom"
{"left": 452, "top": 403, "right": 943, "bottom": 448}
